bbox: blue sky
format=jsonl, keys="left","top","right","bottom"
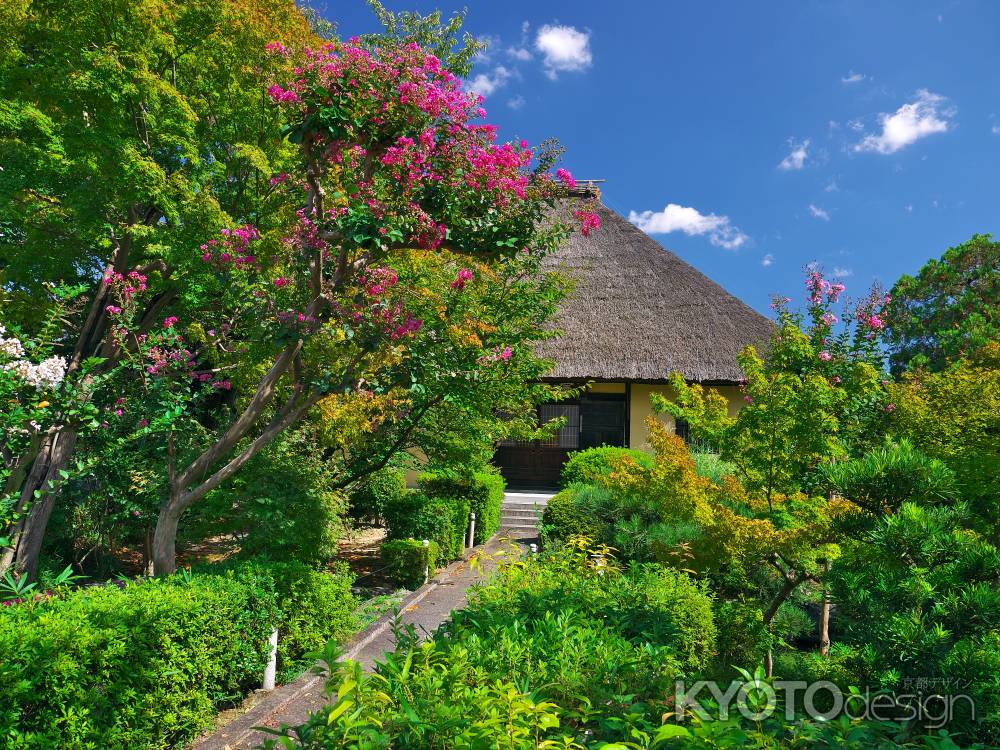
{"left": 318, "top": 1, "right": 1000, "bottom": 313}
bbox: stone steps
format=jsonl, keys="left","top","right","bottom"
{"left": 499, "top": 492, "right": 553, "bottom": 532}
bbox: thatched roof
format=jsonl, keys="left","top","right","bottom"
{"left": 537, "top": 199, "right": 772, "bottom": 383}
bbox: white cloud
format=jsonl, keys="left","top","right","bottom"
{"left": 832, "top": 266, "right": 853, "bottom": 278}
{"left": 854, "top": 90, "right": 954, "bottom": 155}
{"left": 535, "top": 24, "right": 592, "bottom": 79}
{"left": 778, "top": 138, "right": 810, "bottom": 171}
{"left": 628, "top": 203, "right": 749, "bottom": 250}
{"left": 825, "top": 178, "right": 840, "bottom": 193}
{"left": 761, "top": 253, "right": 775, "bottom": 268}
{"left": 507, "top": 21, "right": 533, "bottom": 60}
{"left": 847, "top": 118, "right": 865, "bottom": 132}
{"left": 905, "top": 204, "right": 914, "bottom": 213}
{"left": 809, "top": 204, "right": 831, "bottom": 221}
{"left": 841, "top": 70, "right": 866, "bottom": 84}
{"left": 992, "top": 124, "right": 1000, "bottom": 135}
{"left": 467, "top": 66, "right": 512, "bottom": 97}
{"left": 507, "top": 95, "right": 526, "bottom": 110}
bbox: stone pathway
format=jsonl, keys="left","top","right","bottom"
{"left": 190, "top": 529, "right": 537, "bottom": 750}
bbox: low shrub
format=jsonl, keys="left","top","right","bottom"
{"left": 381, "top": 539, "right": 439, "bottom": 589}
{"left": 540, "top": 484, "right": 610, "bottom": 542}
{"left": 0, "top": 570, "right": 276, "bottom": 749}
{"left": 383, "top": 491, "right": 466, "bottom": 561}
{"left": 0, "top": 561, "right": 359, "bottom": 750}
{"left": 349, "top": 467, "right": 407, "bottom": 523}
{"left": 561, "top": 445, "right": 654, "bottom": 487}
{"left": 418, "top": 469, "right": 505, "bottom": 544}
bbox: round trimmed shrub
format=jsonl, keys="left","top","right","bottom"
{"left": 561, "top": 446, "right": 654, "bottom": 487}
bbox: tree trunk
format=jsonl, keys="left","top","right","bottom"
{"left": 152, "top": 501, "right": 182, "bottom": 576}
{"left": 763, "top": 573, "right": 800, "bottom": 678}
{"left": 1, "top": 429, "right": 78, "bottom": 581}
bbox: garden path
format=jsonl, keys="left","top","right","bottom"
{"left": 191, "top": 528, "right": 537, "bottom": 750}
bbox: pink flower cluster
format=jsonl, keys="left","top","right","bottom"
{"left": 146, "top": 344, "right": 194, "bottom": 376}
{"left": 264, "top": 41, "right": 289, "bottom": 57}
{"left": 200, "top": 225, "right": 260, "bottom": 269}
{"left": 574, "top": 210, "right": 601, "bottom": 237}
{"left": 262, "top": 37, "right": 552, "bottom": 245}
{"left": 450, "top": 268, "right": 473, "bottom": 290}
{"left": 556, "top": 168, "right": 576, "bottom": 189}
{"left": 805, "top": 272, "right": 845, "bottom": 305}
{"left": 104, "top": 269, "right": 148, "bottom": 298}
{"left": 479, "top": 345, "right": 513, "bottom": 365}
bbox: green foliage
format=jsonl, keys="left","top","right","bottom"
{"left": 381, "top": 539, "right": 438, "bottom": 589}
{"left": 885, "top": 234, "right": 1000, "bottom": 374}
{"left": 889, "top": 344, "right": 1000, "bottom": 517}
{"left": 417, "top": 469, "right": 505, "bottom": 544}
{"left": 561, "top": 445, "right": 654, "bottom": 487}
{"left": 710, "top": 600, "right": 771, "bottom": 678}
{"left": 822, "top": 439, "right": 958, "bottom": 515}
{"left": 831, "top": 502, "right": 1000, "bottom": 744}
{"left": 691, "top": 451, "right": 737, "bottom": 483}
{"left": 382, "top": 491, "right": 467, "bottom": 561}
{"left": 193, "top": 427, "right": 348, "bottom": 565}
{"left": 200, "top": 558, "right": 360, "bottom": 678}
{"left": 541, "top": 484, "right": 611, "bottom": 542}
{"left": 267, "top": 541, "right": 720, "bottom": 748}
{"left": 655, "top": 273, "right": 889, "bottom": 503}
{"left": 270, "top": 543, "right": 974, "bottom": 749}
{"left": 0, "top": 568, "right": 278, "bottom": 749}
{"left": 0, "top": 559, "right": 359, "bottom": 749}
{"left": 348, "top": 466, "right": 407, "bottom": 524}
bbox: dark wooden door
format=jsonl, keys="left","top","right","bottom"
{"left": 579, "top": 394, "right": 627, "bottom": 449}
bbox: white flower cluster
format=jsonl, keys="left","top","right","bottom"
{"left": 0, "top": 324, "right": 26, "bottom": 359}
{"left": 0, "top": 325, "right": 67, "bottom": 390}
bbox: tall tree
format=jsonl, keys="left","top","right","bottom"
{"left": 142, "top": 20, "right": 598, "bottom": 573}
{"left": 884, "top": 234, "right": 1000, "bottom": 374}
{"left": 0, "top": 0, "right": 316, "bottom": 578}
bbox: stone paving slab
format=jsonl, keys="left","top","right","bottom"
{"left": 190, "top": 531, "right": 535, "bottom": 750}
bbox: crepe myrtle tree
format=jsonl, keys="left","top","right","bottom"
{"left": 655, "top": 270, "right": 891, "bottom": 505}
{"left": 144, "top": 36, "right": 599, "bottom": 574}
{"left": 0, "top": 0, "right": 315, "bottom": 579}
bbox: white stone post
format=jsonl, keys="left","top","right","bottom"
{"left": 262, "top": 627, "right": 278, "bottom": 691}
{"left": 422, "top": 538, "right": 430, "bottom": 584}
{"left": 467, "top": 511, "right": 476, "bottom": 549}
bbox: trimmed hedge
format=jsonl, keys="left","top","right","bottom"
{"left": 418, "top": 470, "right": 505, "bottom": 545}
{"left": 383, "top": 491, "right": 467, "bottom": 561}
{"left": 0, "top": 562, "right": 358, "bottom": 750}
{"left": 381, "top": 539, "right": 440, "bottom": 589}
{"left": 349, "top": 467, "right": 407, "bottom": 523}
{"left": 541, "top": 484, "right": 610, "bottom": 542}
{"left": 561, "top": 446, "right": 654, "bottom": 487}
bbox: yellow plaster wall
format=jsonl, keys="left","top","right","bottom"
{"left": 627, "top": 382, "right": 743, "bottom": 452}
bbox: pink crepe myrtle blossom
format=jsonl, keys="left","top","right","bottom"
{"left": 162, "top": 316, "right": 178, "bottom": 330}
{"left": 818, "top": 351, "right": 832, "bottom": 361}
{"left": 105, "top": 305, "right": 122, "bottom": 315}
{"left": 556, "top": 168, "right": 576, "bottom": 189}
{"left": 885, "top": 403, "right": 896, "bottom": 413}
{"left": 574, "top": 210, "right": 601, "bottom": 237}
{"left": 450, "top": 268, "right": 474, "bottom": 290}
{"left": 200, "top": 226, "right": 260, "bottom": 270}
{"left": 273, "top": 277, "right": 290, "bottom": 288}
